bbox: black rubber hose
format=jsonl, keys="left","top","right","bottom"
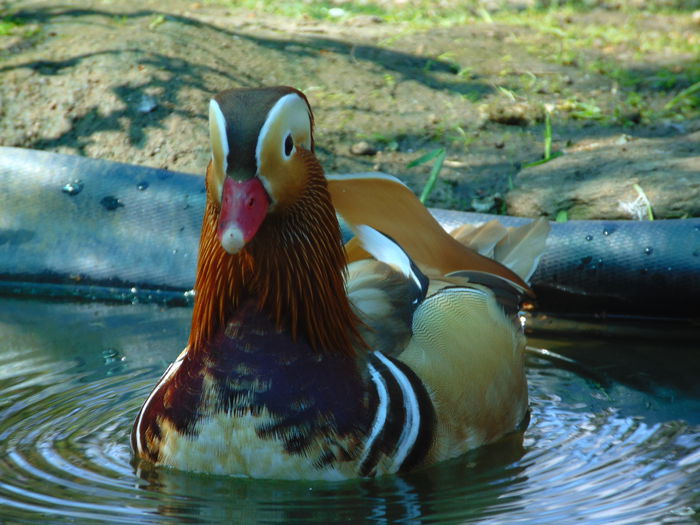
{"left": 1, "top": 147, "right": 698, "bottom": 320}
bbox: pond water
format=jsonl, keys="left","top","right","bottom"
{"left": 0, "top": 297, "right": 698, "bottom": 523}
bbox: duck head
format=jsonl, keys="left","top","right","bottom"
{"left": 207, "top": 86, "right": 315, "bottom": 254}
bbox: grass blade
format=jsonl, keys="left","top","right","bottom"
{"left": 665, "top": 80, "right": 700, "bottom": 110}
{"left": 407, "top": 148, "right": 444, "bottom": 169}
{"left": 418, "top": 148, "right": 446, "bottom": 203}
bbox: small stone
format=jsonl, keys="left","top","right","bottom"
{"left": 350, "top": 141, "right": 377, "bottom": 156}
{"left": 495, "top": 140, "right": 505, "bottom": 149}
{"left": 507, "top": 130, "right": 700, "bottom": 220}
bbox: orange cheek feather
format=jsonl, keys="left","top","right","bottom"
{"left": 217, "top": 177, "right": 270, "bottom": 253}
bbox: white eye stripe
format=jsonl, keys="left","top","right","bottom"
{"left": 255, "top": 93, "right": 311, "bottom": 169}
{"left": 209, "top": 99, "right": 229, "bottom": 174}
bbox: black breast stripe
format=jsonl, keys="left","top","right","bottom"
{"left": 359, "top": 352, "right": 435, "bottom": 476}
{"left": 359, "top": 353, "right": 406, "bottom": 477}
{"left": 388, "top": 356, "right": 436, "bottom": 473}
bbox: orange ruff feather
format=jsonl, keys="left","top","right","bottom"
{"left": 189, "top": 150, "right": 365, "bottom": 356}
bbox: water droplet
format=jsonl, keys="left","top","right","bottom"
{"left": 602, "top": 224, "right": 616, "bottom": 236}
{"left": 62, "top": 180, "right": 84, "bottom": 196}
{"left": 100, "top": 196, "right": 124, "bottom": 211}
{"left": 172, "top": 249, "right": 178, "bottom": 255}
{"left": 644, "top": 246, "right": 653, "bottom": 255}
{"left": 585, "top": 235, "right": 593, "bottom": 241}
{"left": 137, "top": 181, "right": 149, "bottom": 191}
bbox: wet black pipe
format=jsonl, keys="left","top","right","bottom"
{"left": 1, "top": 147, "right": 698, "bottom": 321}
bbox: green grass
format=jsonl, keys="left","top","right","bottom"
{"left": 408, "top": 148, "right": 447, "bottom": 204}
{"left": 523, "top": 107, "right": 563, "bottom": 168}
{"left": 0, "top": 13, "right": 44, "bottom": 38}
{"left": 0, "top": 16, "right": 22, "bottom": 36}
{"left": 214, "top": 1, "right": 698, "bottom": 28}
{"left": 665, "top": 80, "right": 700, "bottom": 110}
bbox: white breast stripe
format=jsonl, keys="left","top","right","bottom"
{"left": 374, "top": 352, "right": 420, "bottom": 472}
{"left": 134, "top": 349, "right": 187, "bottom": 454}
{"left": 358, "top": 362, "right": 389, "bottom": 468}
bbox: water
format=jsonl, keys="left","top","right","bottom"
{"left": 0, "top": 297, "right": 698, "bottom": 524}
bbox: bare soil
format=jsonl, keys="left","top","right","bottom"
{"left": 1, "top": 1, "right": 698, "bottom": 217}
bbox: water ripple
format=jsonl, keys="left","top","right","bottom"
{"left": 0, "top": 300, "right": 698, "bottom": 523}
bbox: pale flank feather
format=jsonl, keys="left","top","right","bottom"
{"left": 331, "top": 174, "right": 548, "bottom": 467}
{"left": 396, "top": 286, "right": 528, "bottom": 462}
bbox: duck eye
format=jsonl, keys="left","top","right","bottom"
{"left": 284, "top": 133, "right": 294, "bottom": 158}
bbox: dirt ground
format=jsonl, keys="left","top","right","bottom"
{"left": 1, "top": 1, "right": 699, "bottom": 218}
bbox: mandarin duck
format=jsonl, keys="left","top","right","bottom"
{"left": 132, "top": 86, "right": 549, "bottom": 479}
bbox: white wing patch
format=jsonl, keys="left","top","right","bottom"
{"left": 354, "top": 224, "right": 423, "bottom": 291}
